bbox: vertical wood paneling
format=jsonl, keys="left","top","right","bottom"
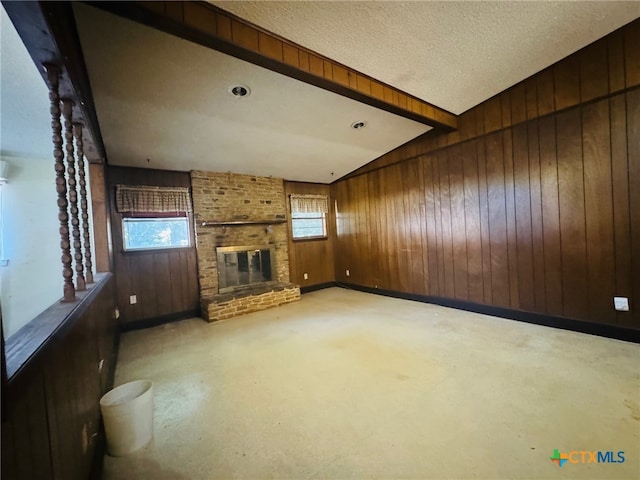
{"left": 476, "top": 138, "right": 493, "bottom": 304}
{"left": 484, "top": 96, "right": 502, "bottom": 133}
{"left": 438, "top": 151, "right": 455, "bottom": 298}
{"left": 368, "top": 172, "right": 383, "bottom": 288}
{"left": 356, "top": 175, "right": 373, "bottom": 286}
{"left": 417, "top": 159, "right": 430, "bottom": 295}
{"left": 154, "top": 253, "right": 173, "bottom": 315}
{"left": 485, "top": 132, "right": 510, "bottom": 307}
{"left": 375, "top": 172, "right": 388, "bottom": 288}
{"left": 512, "top": 124, "right": 535, "bottom": 311}
{"left": 510, "top": 84, "right": 527, "bottom": 124}
{"left": 432, "top": 155, "right": 445, "bottom": 296}
{"left": 2, "top": 367, "right": 53, "bottom": 479}
{"left": 554, "top": 54, "right": 581, "bottom": 110}
{"left": 333, "top": 181, "right": 347, "bottom": 282}
{"left": 580, "top": 41, "right": 609, "bottom": 102}
{"left": 528, "top": 121, "right": 546, "bottom": 311}
{"left": 392, "top": 166, "right": 410, "bottom": 292}
{"left": 502, "top": 129, "right": 520, "bottom": 310}
{"left": 423, "top": 157, "right": 440, "bottom": 295}
{"left": 582, "top": 99, "right": 615, "bottom": 323}
{"left": 462, "top": 142, "right": 483, "bottom": 304}
{"left": 525, "top": 77, "right": 538, "bottom": 119}
{"left": 88, "top": 164, "right": 111, "bottom": 272}
{"left": 449, "top": 146, "right": 468, "bottom": 300}
{"left": 556, "top": 109, "right": 588, "bottom": 319}
{"left": 609, "top": 94, "right": 632, "bottom": 326}
{"left": 332, "top": 21, "right": 638, "bottom": 329}
{"left": 608, "top": 31, "right": 626, "bottom": 93}
{"left": 627, "top": 90, "right": 640, "bottom": 326}
{"left": 536, "top": 69, "right": 555, "bottom": 116}
{"left": 624, "top": 20, "right": 640, "bottom": 87}
{"left": 538, "top": 116, "right": 563, "bottom": 315}
{"left": 404, "top": 160, "right": 426, "bottom": 294}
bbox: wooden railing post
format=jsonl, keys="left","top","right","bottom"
{"left": 73, "top": 123, "right": 94, "bottom": 284}
{"left": 62, "top": 99, "right": 86, "bottom": 291}
{"left": 45, "top": 64, "right": 75, "bottom": 302}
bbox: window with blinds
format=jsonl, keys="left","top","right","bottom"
{"left": 290, "top": 194, "right": 328, "bottom": 240}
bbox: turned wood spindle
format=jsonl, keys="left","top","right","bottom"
{"left": 45, "top": 65, "right": 75, "bottom": 301}
{"left": 62, "top": 99, "right": 86, "bottom": 291}
{"left": 73, "top": 123, "right": 94, "bottom": 284}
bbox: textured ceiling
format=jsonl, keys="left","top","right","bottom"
{"left": 73, "top": 4, "right": 429, "bottom": 183}
{"left": 212, "top": 1, "right": 640, "bottom": 115}
{"left": 0, "top": 6, "right": 51, "bottom": 161}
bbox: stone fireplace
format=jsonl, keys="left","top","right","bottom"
{"left": 191, "top": 170, "right": 300, "bottom": 321}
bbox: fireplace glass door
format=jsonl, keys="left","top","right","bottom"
{"left": 217, "top": 245, "right": 276, "bottom": 293}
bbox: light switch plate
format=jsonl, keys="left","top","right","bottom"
{"left": 130, "top": 294, "right": 137, "bottom": 305}
{"left": 614, "top": 297, "right": 629, "bottom": 311}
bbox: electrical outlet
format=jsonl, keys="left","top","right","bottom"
{"left": 346, "top": 269, "right": 350, "bottom": 276}
{"left": 303, "top": 273, "right": 308, "bottom": 280}
{"left": 129, "top": 294, "right": 137, "bottom": 305}
{"left": 614, "top": 297, "right": 629, "bottom": 311}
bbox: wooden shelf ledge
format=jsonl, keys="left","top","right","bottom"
{"left": 200, "top": 219, "right": 287, "bottom": 227}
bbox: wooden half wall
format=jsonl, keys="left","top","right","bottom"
{"left": 1, "top": 274, "right": 117, "bottom": 480}
{"left": 332, "top": 19, "right": 640, "bottom": 331}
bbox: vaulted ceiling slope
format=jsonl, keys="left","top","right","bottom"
{"left": 211, "top": 1, "right": 640, "bottom": 115}
{"left": 73, "top": 3, "right": 430, "bottom": 184}
{"left": 50, "top": 2, "right": 639, "bottom": 184}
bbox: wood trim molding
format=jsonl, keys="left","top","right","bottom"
{"left": 2, "top": 1, "right": 107, "bottom": 163}
{"left": 339, "top": 283, "right": 640, "bottom": 343}
{"left": 300, "top": 282, "right": 338, "bottom": 294}
{"left": 90, "top": 1, "right": 458, "bottom": 131}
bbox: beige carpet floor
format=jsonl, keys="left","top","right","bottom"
{"left": 103, "top": 287, "right": 639, "bottom": 479}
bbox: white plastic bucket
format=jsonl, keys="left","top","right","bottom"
{"left": 100, "top": 380, "right": 154, "bottom": 456}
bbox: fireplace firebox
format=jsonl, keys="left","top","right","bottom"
{"left": 216, "top": 245, "right": 277, "bottom": 293}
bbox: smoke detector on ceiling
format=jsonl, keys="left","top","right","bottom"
{"left": 351, "top": 121, "right": 366, "bottom": 129}
{"left": 229, "top": 85, "right": 251, "bottom": 98}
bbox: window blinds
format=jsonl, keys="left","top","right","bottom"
{"left": 289, "top": 194, "right": 328, "bottom": 214}
{"left": 115, "top": 185, "right": 192, "bottom": 214}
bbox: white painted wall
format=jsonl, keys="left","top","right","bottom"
{"left": 0, "top": 156, "right": 61, "bottom": 337}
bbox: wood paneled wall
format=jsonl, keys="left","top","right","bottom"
{"left": 332, "top": 20, "right": 640, "bottom": 329}
{"left": 285, "top": 182, "right": 335, "bottom": 288}
{"left": 345, "top": 19, "right": 640, "bottom": 179}
{"left": 89, "top": 163, "right": 112, "bottom": 273}
{"left": 108, "top": 167, "right": 200, "bottom": 327}
{"left": 1, "top": 275, "right": 117, "bottom": 480}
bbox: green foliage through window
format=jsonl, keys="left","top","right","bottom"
{"left": 292, "top": 212, "right": 326, "bottom": 239}
{"left": 122, "top": 217, "right": 190, "bottom": 251}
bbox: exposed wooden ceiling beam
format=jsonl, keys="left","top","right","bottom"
{"left": 2, "top": 1, "right": 107, "bottom": 163}
{"left": 91, "top": 1, "right": 458, "bottom": 131}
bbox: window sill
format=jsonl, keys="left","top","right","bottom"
{"left": 292, "top": 236, "right": 329, "bottom": 243}
{"left": 4, "top": 272, "right": 112, "bottom": 381}
{"left": 121, "top": 246, "right": 193, "bottom": 255}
